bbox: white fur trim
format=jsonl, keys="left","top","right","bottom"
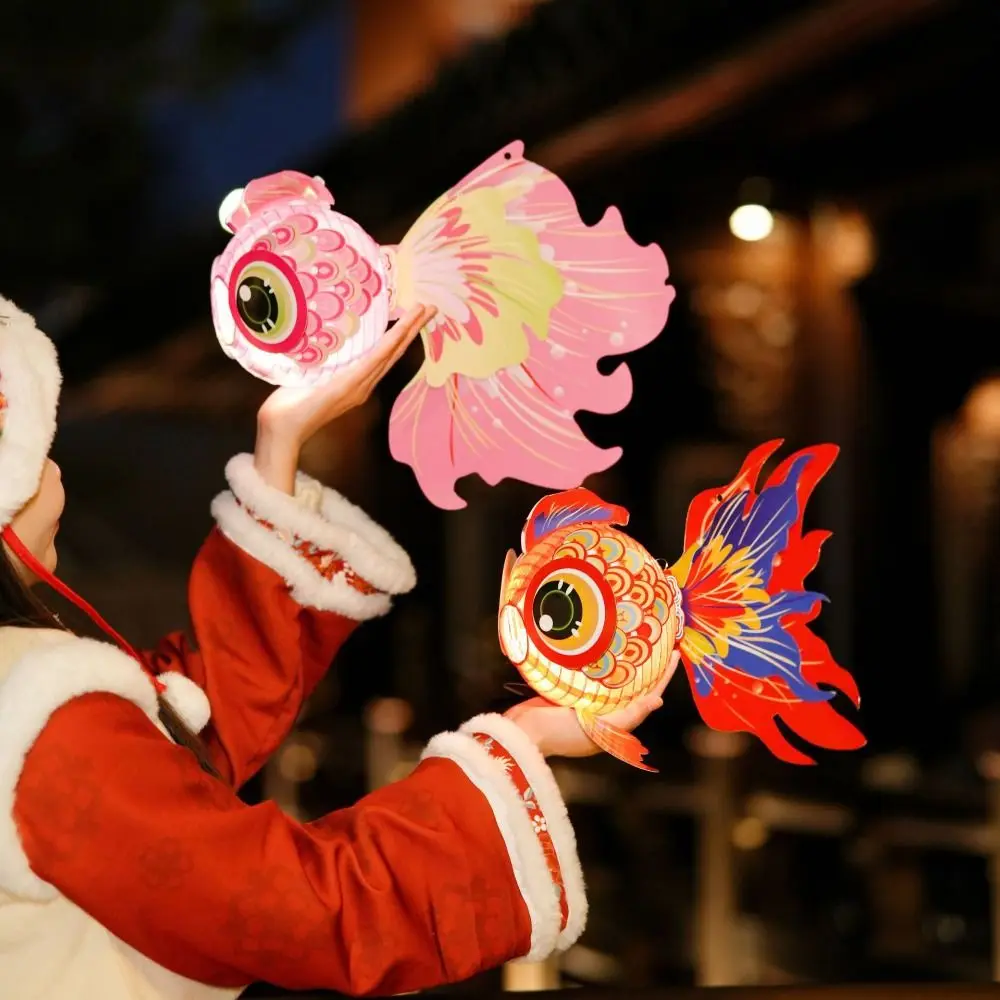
{"left": 0, "top": 636, "right": 162, "bottom": 901}
{"left": 212, "top": 454, "right": 416, "bottom": 619}
{"left": 223, "top": 454, "right": 416, "bottom": 596}
{"left": 421, "top": 714, "right": 587, "bottom": 962}
{"left": 0, "top": 296, "right": 62, "bottom": 529}
{"left": 212, "top": 493, "right": 395, "bottom": 620}
{"left": 158, "top": 672, "right": 211, "bottom": 733}
{"left": 459, "top": 713, "right": 588, "bottom": 952}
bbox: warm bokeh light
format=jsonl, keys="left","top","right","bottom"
{"left": 366, "top": 696, "right": 415, "bottom": 735}
{"left": 729, "top": 203, "right": 774, "bottom": 241}
{"left": 278, "top": 739, "right": 320, "bottom": 783}
{"left": 963, "top": 376, "right": 1000, "bottom": 440}
{"left": 817, "top": 207, "right": 876, "bottom": 281}
{"left": 861, "top": 753, "right": 921, "bottom": 792}
{"left": 732, "top": 815, "right": 769, "bottom": 850}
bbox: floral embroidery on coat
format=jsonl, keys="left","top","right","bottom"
{"left": 471, "top": 733, "right": 568, "bottom": 930}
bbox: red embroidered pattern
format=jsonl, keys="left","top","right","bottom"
{"left": 470, "top": 732, "right": 569, "bottom": 933}
{"left": 237, "top": 500, "right": 379, "bottom": 596}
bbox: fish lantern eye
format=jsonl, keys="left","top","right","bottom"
{"left": 524, "top": 557, "right": 617, "bottom": 669}
{"left": 228, "top": 249, "right": 307, "bottom": 353}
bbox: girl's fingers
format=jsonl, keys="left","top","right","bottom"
{"left": 652, "top": 651, "right": 679, "bottom": 699}
{"left": 357, "top": 305, "right": 436, "bottom": 392}
{"left": 608, "top": 669, "right": 673, "bottom": 731}
{"left": 610, "top": 697, "right": 656, "bottom": 732}
{"left": 380, "top": 305, "right": 435, "bottom": 371}
{"left": 383, "top": 305, "right": 434, "bottom": 357}
{"left": 346, "top": 305, "right": 429, "bottom": 383}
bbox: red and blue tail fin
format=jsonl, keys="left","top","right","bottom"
{"left": 671, "top": 440, "right": 865, "bottom": 765}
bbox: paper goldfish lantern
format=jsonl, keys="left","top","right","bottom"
{"left": 211, "top": 141, "right": 674, "bottom": 509}
{"left": 497, "top": 440, "right": 866, "bottom": 771}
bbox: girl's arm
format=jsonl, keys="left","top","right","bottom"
{"left": 147, "top": 456, "right": 415, "bottom": 788}
{"left": 5, "top": 639, "right": 585, "bottom": 996}
{"left": 146, "top": 306, "right": 434, "bottom": 787}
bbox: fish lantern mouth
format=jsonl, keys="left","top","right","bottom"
{"left": 498, "top": 603, "right": 528, "bottom": 665}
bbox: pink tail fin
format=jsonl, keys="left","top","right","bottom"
{"left": 387, "top": 140, "right": 674, "bottom": 509}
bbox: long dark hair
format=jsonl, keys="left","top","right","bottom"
{"left": 0, "top": 543, "right": 220, "bottom": 778}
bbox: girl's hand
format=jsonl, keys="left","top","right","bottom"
{"left": 504, "top": 651, "right": 679, "bottom": 758}
{"left": 254, "top": 305, "right": 437, "bottom": 493}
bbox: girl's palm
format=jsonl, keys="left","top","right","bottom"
{"left": 257, "top": 305, "right": 436, "bottom": 446}
{"left": 506, "top": 650, "right": 679, "bottom": 758}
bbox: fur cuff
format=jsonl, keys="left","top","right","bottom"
{"left": 0, "top": 296, "right": 62, "bottom": 530}
{"left": 422, "top": 714, "right": 587, "bottom": 962}
{"left": 212, "top": 454, "right": 416, "bottom": 620}
{"left": 0, "top": 637, "right": 162, "bottom": 901}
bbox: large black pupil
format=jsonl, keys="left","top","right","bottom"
{"left": 533, "top": 580, "right": 582, "bottom": 640}
{"left": 237, "top": 276, "right": 279, "bottom": 333}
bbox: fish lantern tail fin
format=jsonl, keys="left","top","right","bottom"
{"left": 670, "top": 440, "right": 866, "bottom": 765}
{"left": 386, "top": 140, "right": 675, "bottom": 510}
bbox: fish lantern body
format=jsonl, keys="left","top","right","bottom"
{"left": 211, "top": 173, "right": 390, "bottom": 387}
{"left": 500, "top": 509, "right": 684, "bottom": 725}
{"left": 210, "top": 143, "right": 676, "bottom": 509}
{"left": 499, "top": 443, "right": 868, "bottom": 772}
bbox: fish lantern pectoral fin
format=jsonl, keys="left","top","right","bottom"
{"left": 576, "top": 709, "right": 658, "bottom": 773}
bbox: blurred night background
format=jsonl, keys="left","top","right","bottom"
{"left": 4, "top": 0, "right": 1000, "bottom": 994}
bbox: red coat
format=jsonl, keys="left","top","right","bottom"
{"left": 0, "top": 455, "right": 586, "bottom": 997}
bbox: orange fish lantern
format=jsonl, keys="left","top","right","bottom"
{"left": 498, "top": 439, "right": 866, "bottom": 771}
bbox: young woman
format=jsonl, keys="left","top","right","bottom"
{"left": 0, "top": 294, "right": 671, "bottom": 999}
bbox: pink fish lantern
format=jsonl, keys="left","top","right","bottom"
{"left": 211, "top": 141, "right": 675, "bottom": 509}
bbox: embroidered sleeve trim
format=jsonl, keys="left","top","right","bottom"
{"left": 459, "top": 713, "right": 587, "bottom": 952}
{"left": 237, "top": 500, "right": 380, "bottom": 596}
{"left": 422, "top": 713, "right": 588, "bottom": 962}
{"left": 469, "top": 732, "right": 568, "bottom": 933}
